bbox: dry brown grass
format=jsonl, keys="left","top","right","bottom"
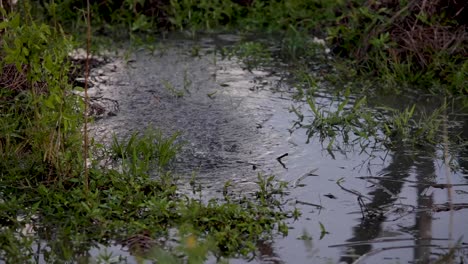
{"left": 336, "top": 0, "right": 467, "bottom": 72}
{"left": 386, "top": 0, "right": 467, "bottom": 68}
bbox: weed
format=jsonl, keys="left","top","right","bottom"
{"left": 280, "top": 25, "right": 312, "bottom": 61}
{"left": 301, "top": 89, "right": 373, "bottom": 145}
{"left": 228, "top": 41, "right": 271, "bottom": 71}
{"left": 380, "top": 104, "right": 443, "bottom": 146}
{"left": 0, "top": 12, "right": 82, "bottom": 181}
{"left": 1, "top": 128, "right": 293, "bottom": 262}
{"left": 255, "top": 174, "right": 288, "bottom": 207}
{"left": 319, "top": 222, "right": 330, "bottom": 240}
{"left": 293, "top": 86, "right": 446, "bottom": 155}
{"left": 162, "top": 79, "right": 184, "bottom": 98}
{"left": 329, "top": 0, "right": 467, "bottom": 93}
{"left": 110, "top": 127, "right": 182, "bottom": 172}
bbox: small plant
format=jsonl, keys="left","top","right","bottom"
{"left": 229, "top": 41, "right": 271, "bottom": 71}
{"left": 294, "top": 87, "right": 447, "bottom": 155}
{"left": 300, "top": 89, "right": 373, "bottom": 148}
{"left": 162, "top": 79, "right": 184, "bottom": 98}
{"left": 255, "top": 174, "right": 288, "bottom": 207}
{"left": 111, "top": 127, "right": 182, "bottom": 172}
{"left": 281, "top": 25, "right": 312, "bottom": 61}
{"left": 319, "top": 222, "right": 330, "bottom": 240}
{"left": 380, "top": 104, "right": 443, "bottom": 146}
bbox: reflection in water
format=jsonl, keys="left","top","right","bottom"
{"left": 256, "top": 240, "right": 282, "bottom": 264}
{"left": 455, "top": 117, "right": 468, "bottom": 179}
{"left": 414, "top": 157, "right": 434, "bottom": 264}
{"left": 340, "top": 145, "right": 436, "bottom": 263}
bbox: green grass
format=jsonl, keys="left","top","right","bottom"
{"left": 289, "top": 83, "right": 446, "bottom": 155}
{"left": 1, "top": 114, "right": 292, "bottom": 262}
{"left": 9, "top": 0, "right": 465, "bottom": 93}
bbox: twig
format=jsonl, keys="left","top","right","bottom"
{"left": 329, "top": 237, "right": 450, "bottom": 248}
{"left": 351, "top": 244, "right": 443, "bottom": 264}
{"left": 357, "top": 176, "right": 468, "bottom": 189}
{"left": 336, "top": 178, "right": 371, "bottom": 201}
{"left": 276, "top": 153, "right": 288, "bottom": 169}
{"left": 295, "top": 199, "right": 323, "bottom": 209}
{"left": 83, "top": 0, "right": 91, "bottom": 193}
{"left": 291, "top": 168, "right": 318, "bottom": 188}
{"left": 432, "top": 203, "right": 468, "bottom": 212}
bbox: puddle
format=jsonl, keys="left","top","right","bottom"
{"left": 88, "top": 33, "right": 468, "bottom": 263}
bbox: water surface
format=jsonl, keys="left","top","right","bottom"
{"left": 90, "top": 33, "right": 468, "bottom": 264}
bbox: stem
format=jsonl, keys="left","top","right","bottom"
{"left": 442, "top": 97, "right": 453, "bottom": 256}
{"left": 83, "top": 0, "right": 91, "bottom": 193}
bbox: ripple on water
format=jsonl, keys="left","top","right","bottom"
{"left": 90, "top": 34, "right": 468, "bottom": 264}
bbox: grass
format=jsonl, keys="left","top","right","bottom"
{"left": 289, "top": 82, "right": 447, "bottom": 156}
{"left": 1, "top": 123, "right": 293, "bottom": 262}
{"left": 11, "top": 0, "right": 465, "bottom": 93}
{"left": 110, "top": 128, "right": 182, "bottom": 170}
{"left": 162, "top": 79, "right": 184, "bottom": 98}
{"left": 228, "top": 41, "right": 272, "bottom": 71}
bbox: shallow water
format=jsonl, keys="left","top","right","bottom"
{"left": 89, "top": 33, "right": 468, "bottom": 264}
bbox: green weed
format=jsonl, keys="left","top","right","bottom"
{"left": 0, "top": 12, "right": 82, "bottom": 181}
{"left": 319, "top": 222, "right": 330, "bottom": 240}
{"left": 328, "top": 1, "right": 467, "bottom": 93}
{"left": 301, "top": 89, "right": 374, "bottom": 146}
{"left": 228, "top": 41, "right": 271, "bottom": 70}
{"left": 380, "top": 104, "right": 443, "bottom": 146}
{"left": 167, "top": 0, "right": 242, "bottom": 31}
{"left": 111, "top": 127, "right": 182, "bottom": 172}
{"left": 293, "top": 87, "right": 446, "bottom": 154}
{"left": 1, "top": 127, "right": 293, "bottom": 262}
{"left": 162, "top": 79, "right": 184, "bottom": 98}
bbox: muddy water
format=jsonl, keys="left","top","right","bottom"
{"left": 91, "top": 34, "right": 468, "bottom": 263}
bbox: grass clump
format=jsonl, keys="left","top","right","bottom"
{"left": 290, "top": 87, "right": 446, "bottom": 156}
{"left": 0, "top": 12, "right": 82, "bottom": 183}
{"left": 110, "top": 128, "right": 182, "bottom": 171}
